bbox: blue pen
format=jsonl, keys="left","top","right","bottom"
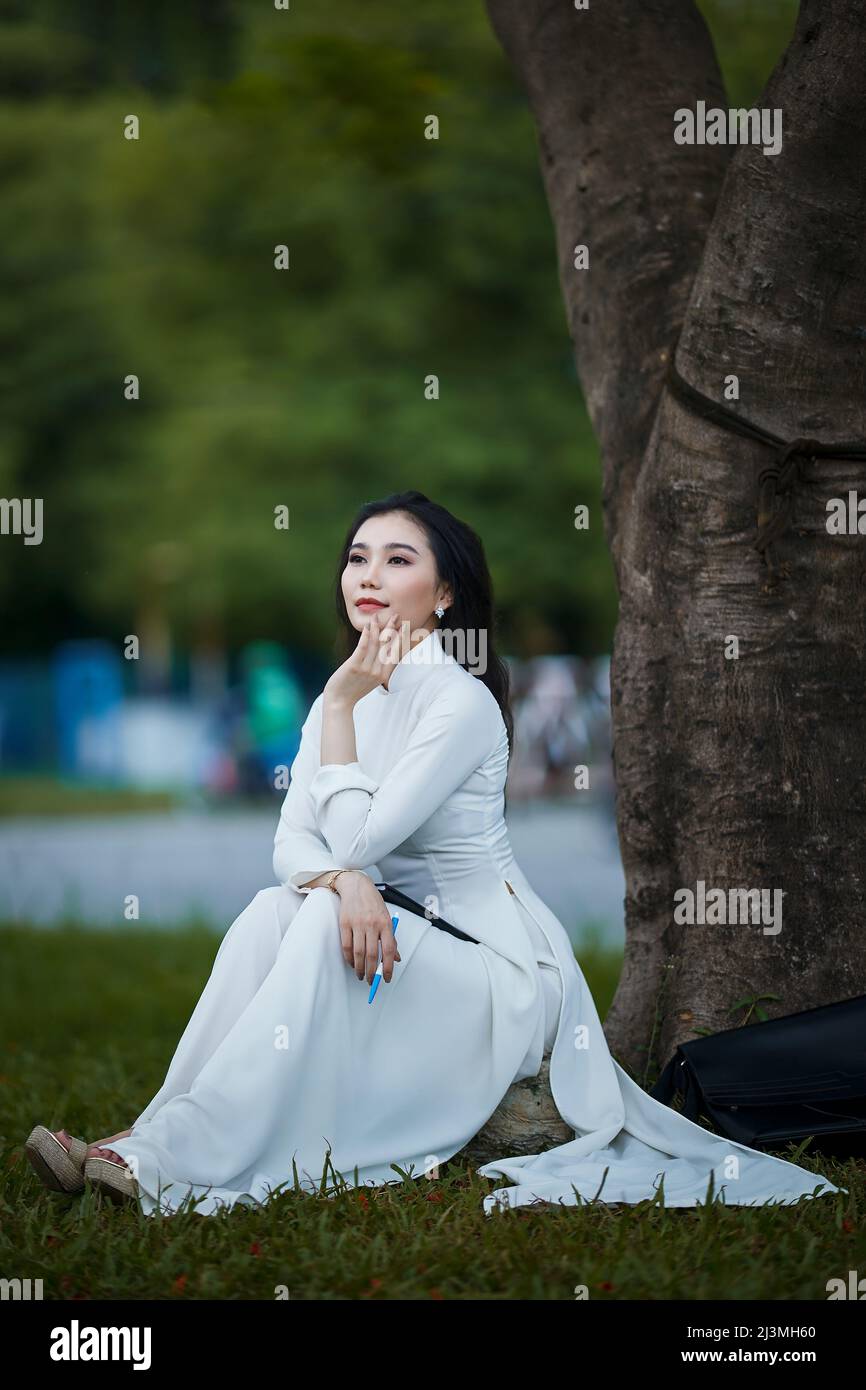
{"left": 368, "top": 915, "right": 399, "bottom": 1002}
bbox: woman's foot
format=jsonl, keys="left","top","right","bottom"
{"left": 87, "top": 1143, "right": 129, "bottom": 1166}
{"left": 53, "top": 1128, "right": 132, "bottom": 1168}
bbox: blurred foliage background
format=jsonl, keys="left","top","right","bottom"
{"left": 0, "top": 0, "right": 798, "bottom": 665}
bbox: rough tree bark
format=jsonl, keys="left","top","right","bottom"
{"left": 484, "top": 0, "right": 866, "bottom": 1082}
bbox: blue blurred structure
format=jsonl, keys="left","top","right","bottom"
{"left": 0, "top": 637, "right": 612, "bottom": 809}
{"left": 0, "top": 658, "right": 56, "bottom": 770}
{"left": 53, "top": 640, "right": 124, "bottom": 780}
{"left": 0, "top": 637, "right": 313, "bottom": 799}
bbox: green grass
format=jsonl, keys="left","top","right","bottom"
{"left": 0, "top": 923, "right": 862, "bottom": 1300}
{"left": 0, "top": 775, "right": 179, "bottom": 817}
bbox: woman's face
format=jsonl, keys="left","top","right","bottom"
{"left": 342, "top": 511, "right": 452, "bottom": 642}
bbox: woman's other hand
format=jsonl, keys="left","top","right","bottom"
{"left": 335, "top": 871, "right": 402, "bottom": 984}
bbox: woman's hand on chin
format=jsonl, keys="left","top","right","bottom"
{"left": 324, "top": 610, "right": 410, "bottom": 706}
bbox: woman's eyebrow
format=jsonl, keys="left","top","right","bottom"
{"left": 349, "top": 541, "right": 421, "bottom": 555}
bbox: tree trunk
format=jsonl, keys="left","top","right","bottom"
{"left": 485, "top": 0, "right": 866, "bottom": 1081}
{"left": 454, "top": 1053, "right": 572, "bottom": 1169}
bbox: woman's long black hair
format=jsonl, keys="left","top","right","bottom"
{"left": 333, "top": 490, "right": 514, "bottom": 764}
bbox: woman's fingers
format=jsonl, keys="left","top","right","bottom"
{"left": 349, "top": 923, "right": 402, "bottom": 982}
{"left": 337, "top": 885, "right": 403, "bottom": 983}
{"left": 378, "top": 612, "right": 403, "bottom": 671}
{"left": 365, "top": 925, "right": 381, "bottom": 983}
{"left": 338, "top": 918, "right": 355, "bottom": 971}
{"left": 378, "top": 917, "right": 400, "bottom": 982}
{"left": 350, "top": 923, "right": 379, "bottom": 981}
{"left": 352, "top": 926, "right": 367, "bottom": 979}
{"left": 358, "top": 611, "right": 384, "bottom": 673}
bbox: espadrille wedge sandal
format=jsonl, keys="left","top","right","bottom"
{"left": 84, "top": 1154, "right": 139, "bottom": 1205}
{"left": 25, "top": 1126, "right": 89, "bottom": 1194}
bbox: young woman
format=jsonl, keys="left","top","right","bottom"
{"left": 27, "top": 491, "right": 843, "bottom": 1216}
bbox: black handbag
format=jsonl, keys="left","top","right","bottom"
{"left": 649, "top": 992, "right": 866, "bottom": 1158}
{"left": 373, "top": 881, "right": 480, "bottom": 945}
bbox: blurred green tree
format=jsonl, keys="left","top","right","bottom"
{"left": 0, "top": 0, "right": 795, "bottom": 664}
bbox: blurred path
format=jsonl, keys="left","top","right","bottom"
{"left": 0, "top": 801, "right": 625, "bottom": 950}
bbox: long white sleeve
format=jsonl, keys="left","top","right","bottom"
{"left": 308, "top": 680, "right": 501, "bottom": 869}
{"left": 272, "top": 694, "right": 355, "bottom": 893}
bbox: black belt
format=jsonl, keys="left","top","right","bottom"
{"left": 373, "top": 882, "right": 480, "bottom": 945}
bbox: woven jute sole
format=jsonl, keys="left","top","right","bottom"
{"left": 84, "top": 1154, "right": 139, "bottom": 1205}
{"left": 25, "top": 1125, "right": 88, "bottom": 1193}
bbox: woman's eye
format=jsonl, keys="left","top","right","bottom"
{"left": 348, "top": 554, "right": 408, "bottom": 564}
